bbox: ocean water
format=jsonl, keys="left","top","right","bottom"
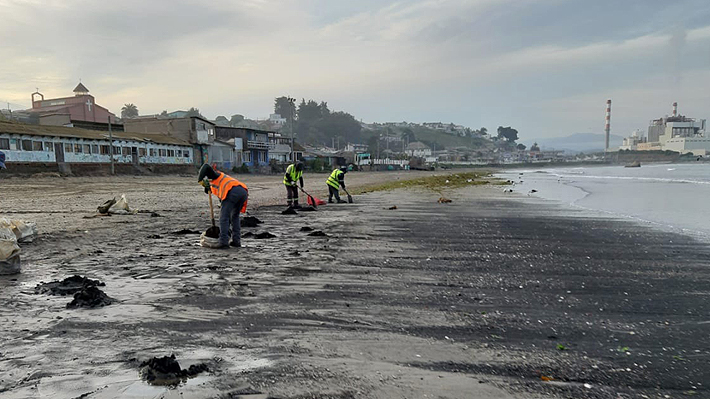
{"left": 497, "top": 163, "right": 710, "bottom": 241}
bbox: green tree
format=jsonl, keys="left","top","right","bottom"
{"left": 516, "top": 143, "right": 527, "bottom": 151}
{"left": 214, "top": 115, "right": 230, "bottom": 126}
{"left": 497, "top": 126, "right": 519, "bottom": 143}
{"left": 186, "top": 107, "right": 202, "bottom": 118}
{"left": 530, "top": 142, "right": 540, "bottom": 152}
{"left": 121, "top": 103, "right": 139, "bottom": 119}
{"left": 274, "top": 96, "right": 296, "bottom": 124}
{"left": 480, "top": 127, "right": 488, "bottom": 136}
{"left": 230, "top": 114, "right": 244, "bottom": 126}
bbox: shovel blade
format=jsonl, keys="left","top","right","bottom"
{"left": 205, "top": 226, "right": 220, "bottom": 238}
{"left": 347, "top": 195, "right": 353, "bottom": 203}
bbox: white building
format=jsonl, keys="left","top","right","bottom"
{"left": 619, "top": 130, "right": 647, "bottom": 151}
{"left": 645, "top": 114, "right": 709, "bottom": 155}
{"left": 406, "top": 141, "right": 432, "bottom": 157}
{"left": 0, "top": 119, "right": 193, "bottom": 169}
{"left": 269, "top": 114, "right": 287, "bottom": 126}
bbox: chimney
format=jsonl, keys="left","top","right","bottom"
{"left": 672, "top": 102, "right": 678, "bottom": 117}
{"left": 605, "top": 99, "right": 611, "bottom": 151}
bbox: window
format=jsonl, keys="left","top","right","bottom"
{"left": 149, "top": 148, "right": 156, "bottom": 157}
{"left": 122, "top": 147, "right": 131, "bottom": 156}
{"left": 22, "top": 140, "right": 32, "bottom": 151}
{"left": 100, "top": 145, "right": 111, "bottom": 155}
{"left": 113, "top": 146, "right": 121, "bottom": 155}
{"left": 138, "top": 148, "right": 146, "bottom": 157}
{"left": 10, "top": 139, "right": 20, "bottom": 150}
{"left": 83, "top": 144, "right": 91, "bottom": 154}
{"left": 74, "top": 144, "right": 83, "bottom": 153}
{"left": 33, "top": 141, "right": 43, "bottom": 151}
{"left": 0, "top": 138, "right": 9, "bottom": 150}
{"left": 65, "top": 143, "right": 73, "bottom": 153}
{"left": 184, "top": 149, "right": 190, "bottom": 158}
{"left": 92, "top": 144, "right": 99, "bottom": 154}
{"left": 167, "top": 149, "right": 175, "bottom": 157}
{"left": 44, "top": 142, "right": 54, "bottom": 152}
{"left": 243, "top": 152, "right": 251, "bottom": 162}
{"left": 159, "top": 149, "right": 167, "bottom": 157}
{"left": 175, "top": 150, "right": 182, "bottom": 157}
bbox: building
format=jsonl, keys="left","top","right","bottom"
{"left": 618, "top": 130, "right": 647, "bottom": 151}
{"left": 207, "top": 140, "right": 236, "bottom": 171}
{"left": 124, "top": 116, "right": 215, "bottom": 166}
{"left": 214, "top": 126, "right": 271, "bottom": 169}
{"left": 405, "top": 141, "right": 432, "bottom": 157}
{"left": 645, "top": 110, "right": 709, "bottom": 155}
{"left": 269, "top": 114, "right": 287, "bottom": 127}
{"left": 0, "top": 119, "right": 193, "bottom": 173}
{"left": 21, "top": 83, "right": 118, "bottom": 127}
{"left": 268, "top": 132, "right": 303, "bottom": 163}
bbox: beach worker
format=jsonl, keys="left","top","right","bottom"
{"left": 283, "top": 161, "right": 304, "bottom": 208}
{"left": 198, "top": 163, "right": 248, "bottom": 248}
{"left": 0, "top": 151, "right": 6, "bottom": 170}
{"left": 326, "top": 166, "right": 348, "bottom": 203}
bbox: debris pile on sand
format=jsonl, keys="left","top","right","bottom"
{"left": 282, "top": 207, "right": 298, "bottom": 215}
{"left": 255, "top": 232, "right": 276, "bottom": 239}
{"left": 308, "top": 231, "right": 328, "bottom": 237}
{"left": 35, "top": 275, "right": 105, "bottom": 296}
{"left": 438, "top": 197, "right": 452, "bottom": 203}
{"left": 147, "top": 234, "right": 162, "bottom": 239}
{"left": 66, "top": 285, "right": 114, "bottom": 308}
{"left": 388, "top": 205, "right": 398, "bottom": 210}
{"left": 171, "top": 229, "right": 201, "bottom": 235}
{"left": 241, "top": 216, "right": 263, "bottom": 228}
{"left": 300, "top": 226, "right": 314, "bottom": 232}
{"left": 299, "top": 206, "right": 317, "bottom": 212}
{"left": 139, "top": 355, "right": 208, "bottom": 385}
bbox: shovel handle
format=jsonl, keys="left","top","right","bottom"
{"left": 208, "top": 192, "right": 216, "bottom": 227}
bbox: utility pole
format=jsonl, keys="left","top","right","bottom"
{"left": 288, "top": 97, "right": 296, "bottom": 162}
{"left": 108, "top": 116, "right": 115, "bottom": 175}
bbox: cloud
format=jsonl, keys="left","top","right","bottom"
{"left": 1, "top": 0, "right": 709, "bottom": 139}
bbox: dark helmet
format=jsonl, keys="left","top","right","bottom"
{"left": 339, "top": 165, "right": 348, "bottom": 173}
{"left": 295, "top": 162, "right": 304, "bottom": 171}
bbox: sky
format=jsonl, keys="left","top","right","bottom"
{"left": 1, "top": 0, "right": 710, "bottom": 142}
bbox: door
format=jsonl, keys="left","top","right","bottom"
{"left": 54, "top": 143, "right": 64, "bottom": 163}
{"left": 131, "top": 147, "right": 139, "bottom": 165}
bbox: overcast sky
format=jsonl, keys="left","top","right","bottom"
{"left": 1, "top": 0, "right": 709, "bottom": 142}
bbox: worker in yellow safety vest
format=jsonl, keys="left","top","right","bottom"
{"left": 326, "top": 166, "right": 348, "bottom": 203}
{"left": 198, "top": 163, "right": 248, "bottom": 248}
{"left": 283, "top": 162, "right": 304, "bottom": 208}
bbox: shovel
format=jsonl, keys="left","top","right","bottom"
{"left": 299, "top": 186, "right": 326, "bottom": 207}
{"left": 344, "top": 188, "right": 354, "bottom": 203}
{"left": 205, "top": 193, "right": 220, "bottom": 238}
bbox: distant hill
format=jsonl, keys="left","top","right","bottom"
{"left": 527, "top": 133, "right": 624, "bottom": 154}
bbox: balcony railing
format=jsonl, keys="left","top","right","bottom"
{"left": 247, "top": 140, "right": 269, "bottom": 150}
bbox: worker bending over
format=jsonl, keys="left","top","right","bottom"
{"left": 198, "top": 164, "right": 248, "bottom": 248}
{"left": 283, "top": 162, "right": 304, "bottom": 208}
{"left": 326, "top": 166, "right": 348, "bottom": 203}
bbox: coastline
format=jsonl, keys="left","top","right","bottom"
{"left": 1, "top": 176, "right": 709, "bottom": 398}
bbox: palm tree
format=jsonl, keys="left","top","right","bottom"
{"left": 121, "top": 103, "right": 139, "bottom": 119}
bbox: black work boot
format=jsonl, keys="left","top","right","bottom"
{"left": 230, "top": 241, "right": 241, "bottom": 248}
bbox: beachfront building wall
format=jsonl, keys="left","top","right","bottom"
{"left": 0, "top": 133, "right": 193, "bottom": 165}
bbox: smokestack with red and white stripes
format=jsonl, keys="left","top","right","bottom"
{"left": 672, "top": 102, "right": 678, "bottom": 117}
{"left": 605, "top": 99, "right": 612, "bottom": 151}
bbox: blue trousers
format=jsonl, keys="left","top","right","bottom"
{"left": 220, "top": 186, "right": 248, "bottom": 246}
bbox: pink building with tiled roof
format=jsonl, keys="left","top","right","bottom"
{"left": 29, "top": 83, "right": 117, "bottom": 125}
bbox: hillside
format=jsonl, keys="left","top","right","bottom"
{"left": 363, "top": 125, "right": 491, "bottom": 151}
{"left": 527, "top": 132, "right": 624, "bottom": 154}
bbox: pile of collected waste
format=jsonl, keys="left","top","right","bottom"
{"left": 0, "top": 218, "right": 37, "bottom": 275}
{"left": 139, "top": 354, "right": 208, "bottom": 385}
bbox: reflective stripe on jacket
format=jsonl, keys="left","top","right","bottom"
{"left": 211, "top": 172, "right": 248, "bottom": 213}
{"left": 326, "top": 169, "right": 343, "bottom": 189}
{"left": 283, "top": 164, "right": 302, "bottom": 186}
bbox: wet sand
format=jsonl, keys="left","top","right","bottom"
{"left": 1, "top": 173, "right": 709, "bottom": 398}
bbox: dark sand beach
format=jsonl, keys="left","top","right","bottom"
{"left": 1, "top": 173, "right": 709, "bottom": 398}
